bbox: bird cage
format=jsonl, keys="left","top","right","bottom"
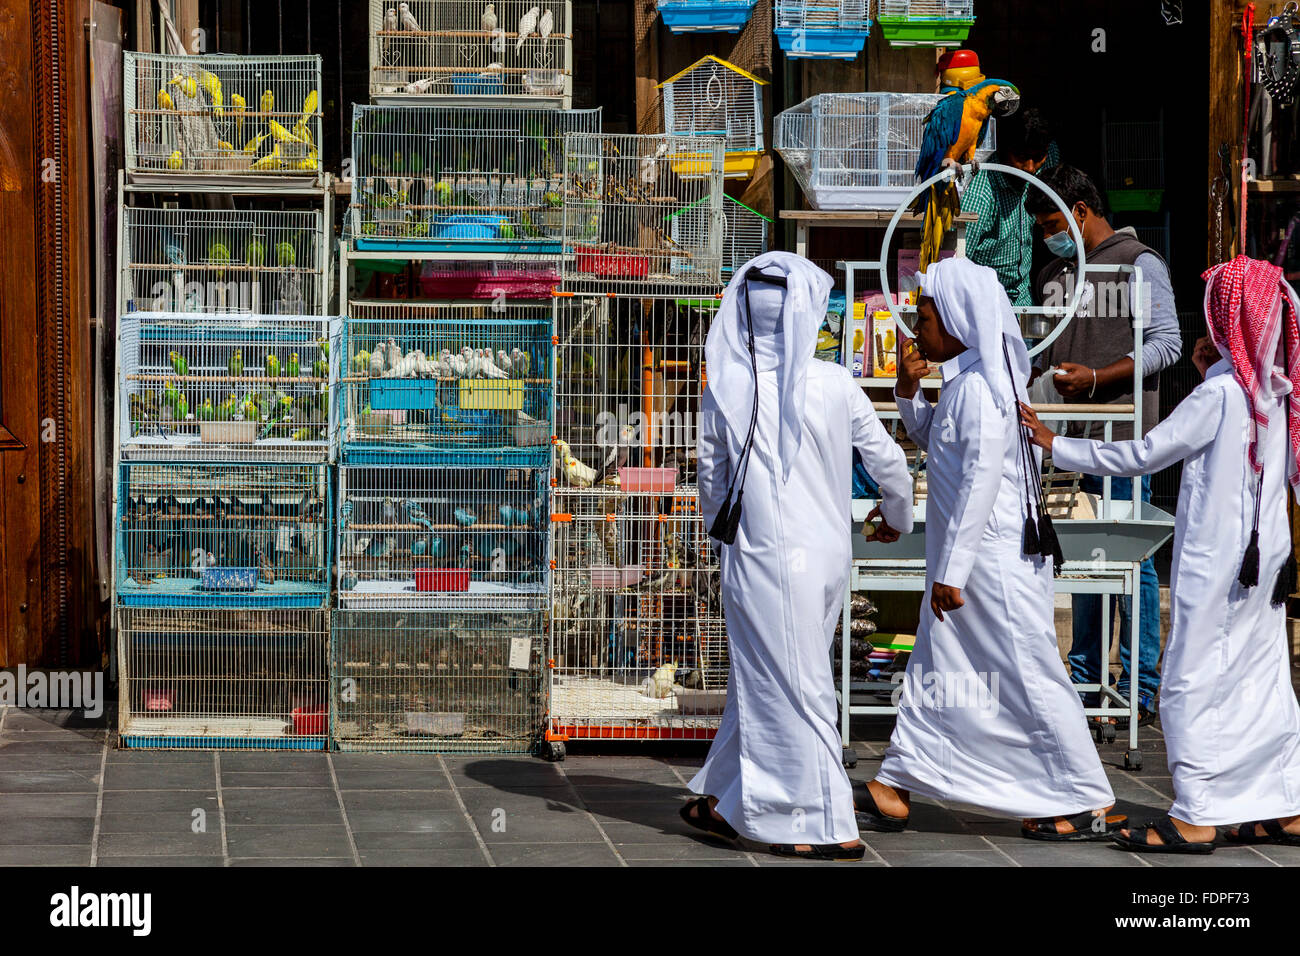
{"left": 876, "top": 0, "right": 975, "bottom": 47}
{"left": 667, "top": 194, "right": 771, "bottom": 278}
{"left": 774, "top": 0, "right": 872, "bottom": 59}
{"left": 348, "top": 104, "right": 601, "bottom": 254}
{"left": 659, "top": 56, "right": 768, "bottom": 179}
{"left": 561, "top": 132, "right": 725, "bottom": 286}
{"left": 368, "top": 0, "right": 573, "bottom": 108}
{"left": 774, "top": 92, "right": 997, "bottom": 210}
{"left": 120, "top": 207, "right": 328, "bottom": 315}
{"left": 416, "top": 258, "right": 559, "bottom": 298}
{"left": 1103, "top": 112, "right": 1165, "bottom": 212}
{"left": 338, "top": 301, "right": 552, "bottom": 461}
{"left": 114, "top": 462, "right": 330, "bottom": 608}
{"left": 336, "top": 463, "right": 549, "bottom": 610}
{"left": 123, "top": 52, "right": 323, "bottom": 182}
{"left": 117, "top": 606, "right": 329, "bottom": 750}
{"left": 117, "top": 313, "right": 334, "bottom": 463}
{"left": 331, "top": 608, "right": 545, "bottom": 752}
{"left": 547, "top": 293, "right": 726, "bottom": 748}
{"left": 657, "top": 0, "right": 759, "bottom": 34}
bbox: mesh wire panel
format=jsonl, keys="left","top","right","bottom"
{"left": 121, "top": 207, "right": 327, "bottom": 315}
{"left": 368, "top": 0, "right": 573, "bottom": 106}
{"left": 115, "top": 463, "right": 330, "bottom": 608}
{"left": 877, "top": 0, "right": 975, "bottom": 16}
{"left": 668, "top": 194, "right": 769, "bottom": 277}
{"left": 1103, "top": 116, "right": 1164, "bottom": 191}
{"left": 117, "top": 607, "right": 329, "bottom": 749}
{"left": 339, "top": 300, "right": 551, "bottom": 458}
{"left": 124, "top": 53, "right": 323, "bottom": 178}
{"left": 337, "top": 463, "right": 548, "bottom": 610}
{"left": 331, "top": 608, "right": 544, "bottom": 752}
{"left": 661, "top": 57, "right": 764, "bottom": 153}
{"left": 561, "top": 133, "right": 725, "bottom": 285}
{"left": 118, "top": 312, "right": 332, "bottom": 463}
{"left": 774, "top": 92, "right": 997, "bottom": 209}
{"left": 774, "top": 0, "right": 871, "bottom": 29}
{"left": 549, "top": 294, "right": 725, "bottom": 739}
{"left": 348, "top": 104, "right": 600, "bottom": 250}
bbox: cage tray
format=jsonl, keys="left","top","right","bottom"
{"left": 369, "top": 379, "right": 439, "bottom": 411}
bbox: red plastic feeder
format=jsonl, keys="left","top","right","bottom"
{"left": 291, "top": 707, "right": 326, "bottom": 737}
{"left": 574, "top": 245, "right": 650, "bottom": 278}
{"left": 414, "top": 568, "right": 471, "bottom": 592}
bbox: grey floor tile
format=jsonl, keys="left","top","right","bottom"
{"left": 350, "top": 829, "right": 480, "bottom": 851}
{"left": 225, "top": 809, "right": 346, "bottom": 827}
{"left": 872, "top": 849, "right": 1015, "bottom": 866}
{"left": 0, "top": 845, "right": 92, "bottom": 865}
{"left": 456, "top": 786, "right": 583, "bottom": 813}
{"left": 468, "top": 806, "right": 605, "bottom": 844}
{"left": 564, "top": 769, "right": 683, "bottom": 787}
{"left": 332, "top": 770, "right": 451, "bottom": 791}
{"left": 102, "top": 791, "right": 219, "bottom": 812}
{"left": 225, "top": 826, "right": 354, "bottom": 859}
{"left": 614, "top": 841, "right": 748, "bottom": 862}
{"left": 218, "top": 752, "right": 329, "bottom": 772}
{"left": 103, "top": 763, "right": 214, "bottom": 790}
{"left": 0, "top": 770, "right": 100, "bottom": 793}
{"left": 1143, "top": 849, "right": 1279, "bottom": 867}
{"left": 0, "top": 754, "right": 104, "bottom": 772}
{"left": 0, "top": 817, "right": 96, "bottom": 845}
{"left": 627, "top": 857, "right": 758, "bottom": 867}
{"left": 0, "top": 793, "right": 97, "bottom": 817}
{"left": 1251, "top": 843, "right": 1300, "bottom": 866}
{"left": 220, "top": 788, "right": 340, "bottom": 811}
{"left": 97, "top": 831, "right": 223, "bottom": 857}
{"left": 0, "top": 740, "right": 106, "bottom": 755}
{"left": 560, "top": 782, "right": 680, "bottom": 804}
{"left": 230, "top": 857, "right": 356, "bottom": 867}
{"left": 104, "top": 750, "right": 213, "bottom": 765}
{"left": 339, "top": 789, "right": 462, "bottom": 811}
{"left": 490, "top": 842, "right": 623, "bottom": 866}
{"left": 345, "top": 809, "right": 475, "bottom": 833}
{"left": 99, "top": 856, "right": 224, "bottom": 867}
{"left": 329, "top": 754, "right": 446, "bottom": 769}
{"left": 1000, "top": 844, "right": 1152, "bottom": 867}
{"left": 220, "top": 771, "right": 333, "bottom": 789}
{"left": 98, "top": 811, "right": 210, "bottom": 835}
{"left": 359, "top": 849, "right": 489, "bottom": 866}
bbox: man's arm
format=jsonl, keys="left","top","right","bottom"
{"left": 848, "top": 381, "right": 914, "bottom": 535}
{"left": 1126, "top": 252, "right": 1182, "bottom": 376}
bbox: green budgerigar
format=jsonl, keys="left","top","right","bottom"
{"left": 246, "top": 239, "right": 266, "bottom": 267}
{"left": 274, "top": 242, "right": 296, "bottom": 267}
{"left": 265, "top": 353, "right": 281, "bottom": 379}
{"left": 169, "top": 350, "right": 189, "bottom": 377}
{"left": 228, "top": 349, "right": 244, "bottom": 377}
{"left": 287, "top": 352, "right": 300, "bottom": 378}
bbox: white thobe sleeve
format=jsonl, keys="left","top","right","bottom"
{"left": 896, "top": 387, "right": 936, "bottom": 451}
{"left": 1052, "top": 381, "right": 1225, "bottom": 477}
{"left": 934, "top": 379, "right": 1007, "bottom": 590}
{"left": 696, "top": 387, "right": 732, "bottom": 535}
{"left": 849, "top": 382, "right": 914, "bottom": 534}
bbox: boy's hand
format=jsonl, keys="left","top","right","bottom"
{"left": 862, "top": 504, "right": 902, "bottom": 543}
{"left": 895, "top": 335, "right": 930, "bottom": 400}
{"left": 930, "top": 582, "right": 964, "bottom": 621}
{"left": 1192, "top": 336, "right": 1218, "bottom": 379}
{"left": 1053, "top": 362, "right": 1095, "bottom": 398}
{"left": 1018, "top": 401, "right": 1056, "bottom": 451}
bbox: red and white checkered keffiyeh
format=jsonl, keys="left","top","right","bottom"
{"left": 1201, "top": 255, "right": 1300, "bottom": 489}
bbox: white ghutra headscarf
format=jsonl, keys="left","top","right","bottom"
{"left": 704, "top": 252, "right": 834, "bottom": 481}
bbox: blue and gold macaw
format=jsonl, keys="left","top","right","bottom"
{"left": 913, "top": 78, "right": 1021, "bottom": 272}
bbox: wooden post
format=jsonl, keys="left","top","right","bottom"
{"left": 1208, "top": 0, "right": 1253, "bottom": 266}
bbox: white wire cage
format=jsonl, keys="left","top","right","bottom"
{"left": 124, "top": 53, "right": 323, "bottom": 181}
{"left": 774, "top": 91, "right": 997, "bottom": 210}
{"left": 774, "top": 0, "right": 872, "bottom": 59}
{"left": 368, "top": 0, "right": 573, "bottom": 108}
{"left": 117, "top": 607, "right": 329, "bottom": 750}
{"left": 667, "top": 193, "right": 770, "bottom": 278}
{"left": 336, "top": 463, "right": 549, "bottom": 610}
{"left": 114, "top": 462, "right": 330, "bottom": 609}
{"left": 348, "top": 104, "right": 601, "bottom": 254}
{"left": 561, "top": 133, "right": 725, "bottom": 285}
{"left": 121, "top": 206, "right": 328, "bottom": 315}
{"left": 660, "top": 56, "right": 767, "bottom": 179}
{"left": 331, "top": 608, "right": 545, "bottom": 752}
{"left": 1102, "top": 113, "right": 1165, "bottom": 193}
{"left": 339, "top": 300, "right": 552, "bottom": 459}
{"left": 117, "top": 313, "right": 333, "bottom": 463}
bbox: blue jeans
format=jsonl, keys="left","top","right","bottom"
{"left": 1069, "top": 474, "right": 1161, "bottom": 707}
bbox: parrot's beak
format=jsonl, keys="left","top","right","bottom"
{"left": 992, "top": 87, "right": 1021, "bottom": 116}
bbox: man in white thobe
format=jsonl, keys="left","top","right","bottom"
{"left": 861, "top": 258, "right": 1120, "bottom": 841}
{"left": 684, "top": 252, "right": 914, "bottom": 861}
{"left": 1022, "top": 255, "right": 1300, "bottom": 853}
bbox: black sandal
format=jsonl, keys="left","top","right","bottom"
{"left": 1112, "top": 817, "right": 1216, "bottom": 854}
{"left": 1021, "top": 808, "right": 1129, "bottom": 842}
{"left": 1225, "top": 817, "right": 1300, "bottom": 847}
{"left": 855, "top": 787, "right": 907, "bottom": 833}
{"left": 769, "top": 842, "right": 866, "bottom": 861}
{"left": 679, "top": 797, "right": 739, "bottom": 842}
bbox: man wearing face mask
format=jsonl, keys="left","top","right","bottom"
{"left": 1025, "top": 164, "right": 1182, "bottom": 727}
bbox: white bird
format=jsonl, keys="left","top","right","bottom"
{"left": 404, "top": 77, "right": 437, "bottom": 95}
{"left": 641, "top": 662, "right": 678, "bottom": 699}
{"left": 538, "top": 8, "right": 553, "bottom": 54}
{"left": 515, "top": 5, "right": 540, "bottom": 53}
{"left": 386, "top": 337, "right": 404, "bottom": 374}
{"left": 460, "top": 346, "right": 482, "bottom": 379}
{"left": 495, "top": 349, "right": 513, "bottom": 376}
{"left": 445, "top": 349, "right": 468, "bottom": 379}
{"left": 481, "top": 3, "right": 497, "bottom": 33}
{"left": 369, "top": 341, "right": 387, "bottom": 377}
{"left": 399, "top": 1, "right": 421, "bottom": 30}
{"left": 640, "top": 139, "right": 670, "bottom": 186}
{"left": 555, "top": 438, "right": 596, "bottom": 487}
{"left": 480, "top": 349, "right": 509, "bottom": 379}
{"left": 384, "top": 7, "right": 398, "bottom": 31}
{"left": 510, "top": 347, "right": 530, "bottom": 378}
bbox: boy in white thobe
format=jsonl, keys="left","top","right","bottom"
{"left": 861, "top": 258, "right": 1120, "bottom": 841}
{"left": 1022, "top": 255, "right": 1300, "bottom": 853}
{"left": 684, "top": 253, "right": 914, "bottom": 861}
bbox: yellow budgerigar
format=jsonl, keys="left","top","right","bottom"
{"left": 267, "top": 119, "right": 300, "bottom": 144}
{"left": 168, "top": 73, "right": 197, "bottom": 98}
{"left": 165, "top": 150, "right": 183, "bottom": 170}
{"left": 301, "top": 89, "right": 318, "bottom": 119}
{"left": 156, "top": 88, "right": 174, "bottom": 110}
{"left": 259, "top": 89, "right": 274, "bottom": 117}
{"left": 231, "top": 92, "right": 247, "bottom": 137}
{"left": 250, "top": 144, "right": 282, "bottom": 170}
{"left": 198, "top": 69, "right": 223, "bottom": 115}
{"left": 292, "top": 119, "right": 314, "bottom": 147}
{"left": 216, "top": 141, "right": 234, "bottom": 151}
{"left": 243, "top": 131, "right": 270, "bottom": 154}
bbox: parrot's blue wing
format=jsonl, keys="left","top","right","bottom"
{"left": 914, "top": 93, "right": 966, "bottom": 182}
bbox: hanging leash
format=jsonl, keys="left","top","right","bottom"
{"left": 1002, "top": 341, "right": 1064, "bottom": 575}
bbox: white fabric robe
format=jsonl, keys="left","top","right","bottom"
{"left": 690, "top": 329, "right": 913, "bottom": 845}
{"left": 1053, "top": 359, "right": 1300, "bottom": 825}
{"left": 875, "top": 352, "right": 1115, "bottom": 817}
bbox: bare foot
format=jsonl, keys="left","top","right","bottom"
{"left": 1226, "top": 813, "right": 1300, "bottom": 840}
{"left": 1024, "top": 804, "right": 1124, "bottom": 836}
{"left": 867, "top": 779, "right": 910, "bottom": 819}
{"left": 1117, "top": 815, "right": 1217, "bottom": 846}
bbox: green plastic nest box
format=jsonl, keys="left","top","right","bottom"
{"left": 1107, "top": 188, "right": 1164, "bottom": 213}
{"left": 876, "top": 16, "right": 975, "bottom": 47}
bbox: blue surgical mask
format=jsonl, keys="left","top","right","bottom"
{"left": 1044, "top": 229, "right": 1076, "bottom": 259}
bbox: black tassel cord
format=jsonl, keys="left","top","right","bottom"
{"left": 1003, "top": 341, "right": 1064, "bottom": 574}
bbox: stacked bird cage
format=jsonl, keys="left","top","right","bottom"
{"left": 368, "top": 0, "right": 573, "bottom": 108}
{"left": 667, "top": 194, "right": 771, "bottom": 278}
{"left": 773, "top": 0, "right": 872, "bottom": 59}
{"left": 348, "top": 104, "right": 600, "bottom": 255}
{"left": 561, "top": 132, "right": 726, "bottom": 287}
{"left": 120, "top": 207, "right": 328, "bottom": 315}
{"left": 546, "top": 294, "right": 725, "bottom": 754}
{"left": 118, "top": 312, "right": 332, "bottom": 463}
{"left": 123, "top": 52, "right": 323, "bottom": 182}
{"left": 774, "top": 92, "right": 997, "bottom": 210}
{"left": 117, "top": 606, "right": 329, "bottom": 749}
{"left": 659, "top": 56, "right": 768, "bottom": 179}
{"left": 657, "top": 0, "right": 759, "bottom": 33}
{"left": 875, "top": 0, "right": 976, "bottom": 47}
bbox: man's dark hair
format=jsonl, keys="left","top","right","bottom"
{"left": 1025, "top": 164, "right": 1106, "bottom": 218}
{"left": 998, "top": 107, "right": 1052, "bottom": 163}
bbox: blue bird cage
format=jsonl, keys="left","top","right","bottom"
{"left": 657, "top": 0, "right": 759, "bottom": 33}
{"left": 774, "top": 0, "right": 872, "bottom": 59}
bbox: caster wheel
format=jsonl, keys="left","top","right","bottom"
{"left": 546, "top": 741, "right": 566, "bottom": 762}
{"left": 1124, "top": 751, "right": 1143, "bottom": 772}
{"left": 842, "top": 746, "right": 858, "bottom": 770}
{"left": 1102, "top": 722, "right": 1117, "bottom": 744}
